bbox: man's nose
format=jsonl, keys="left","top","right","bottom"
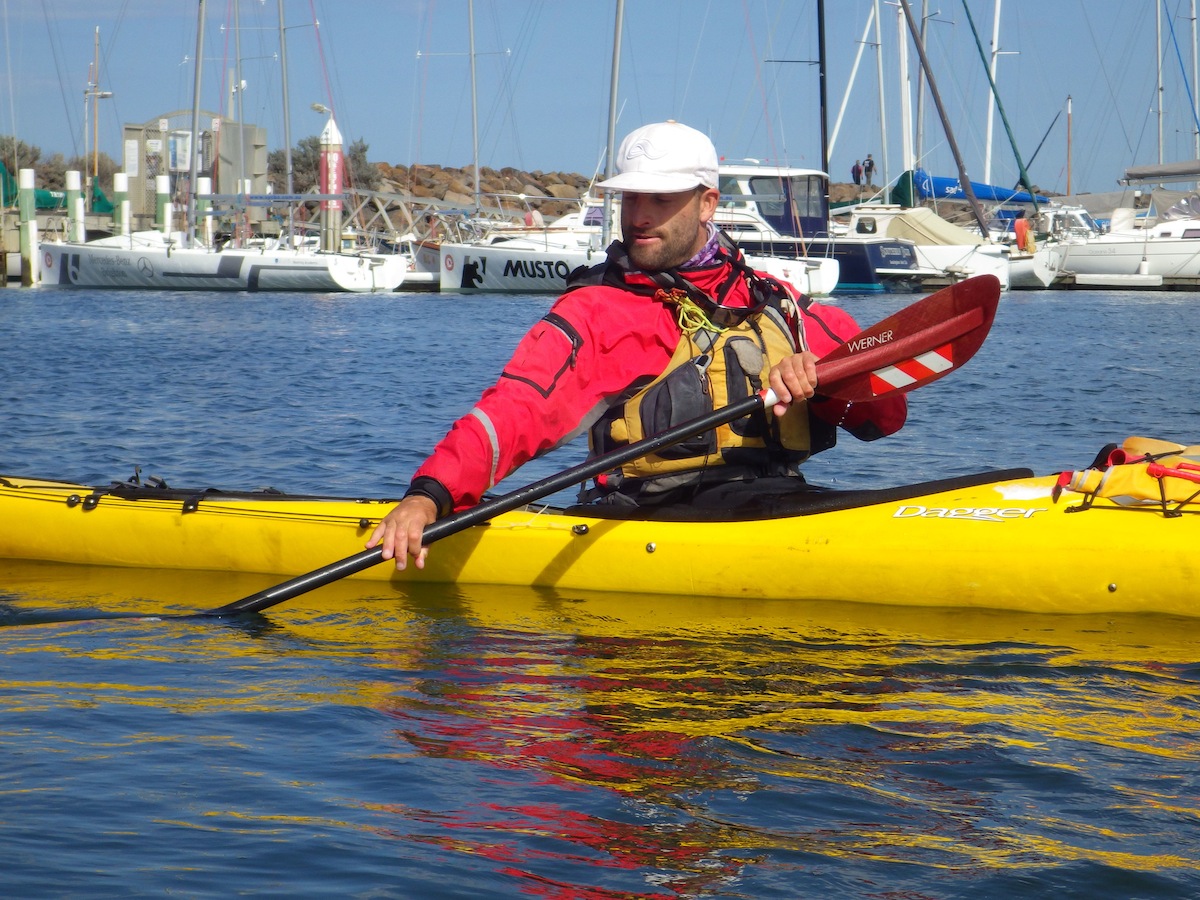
{"left": 625, "top": 196, "right": 650, "bottom": 226}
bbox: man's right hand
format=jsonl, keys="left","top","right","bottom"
{"left": 367, "top": 494, "right": 438, "bottom": 570}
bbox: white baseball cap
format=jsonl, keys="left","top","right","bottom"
{"left": 596, "top": 121, "right": 719, "bottom": 194}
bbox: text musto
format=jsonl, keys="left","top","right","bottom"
{"left": 502, "top": 259, "right": 574, "bottom": 279}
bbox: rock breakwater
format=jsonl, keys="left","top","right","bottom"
{"left": 374, "top": 160, "right": 866, "bottom": 220}
{"left": 376, "top": 162, "right": 595, "bottom": 218}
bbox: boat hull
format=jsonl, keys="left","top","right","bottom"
{"left": 1, "top": 466, "right": 1196, "bottom": 616}
{"left": 733, "top": 254, "right": 840, "bottom": 297}
{"left": 906, "top": 242, "right": 1011, "bottom": 290}
{"left": 40, "top": 237, "right": 406, "bottom": 292}
{"left": 1008, "top": 245, "right": 1065, "bottom": 289}
{"left": 732, "top": 235, "right": 928, "bottom": 293}
{"left": 1057, "top": 220, "right": 1200, "bottom": 282}
{"left": 439, "top": 241, "right": 601, "bottom": 292}
{"left": 842, "top": 205, "right": 1014, "bottom": 290}
{"left": 437, "top": 241, "right": 841, "bottom": 296}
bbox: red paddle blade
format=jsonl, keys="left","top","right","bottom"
{"left": 814, "top": 274, "right": 1000, "bottom": 403}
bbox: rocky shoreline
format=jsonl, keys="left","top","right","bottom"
{"left": 374, "top": 161, "right": 867, "bottom": 218}
{"left": 376, "top": 162, "right": 596, "bottom": 218}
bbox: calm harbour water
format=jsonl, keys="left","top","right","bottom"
{"left": 1, "top": 285, "right": 1198, "bottom": 897}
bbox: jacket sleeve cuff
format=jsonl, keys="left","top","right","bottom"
{"left": 404, "top": 476, "right": 454, "bottom": 519}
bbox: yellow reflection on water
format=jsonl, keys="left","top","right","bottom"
{"left": 2, "top": 559, "right": 1198, "bottom": 888}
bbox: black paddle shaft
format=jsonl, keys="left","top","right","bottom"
{"left": 204, "top": 391, "right": 770, "bottom": 617}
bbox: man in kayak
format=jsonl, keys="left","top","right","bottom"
{"left": 370, "top": 121, "right": 906, "bottom": 569}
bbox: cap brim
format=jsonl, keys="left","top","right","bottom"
{"left": 595, "top": 172, "right": 706, "bottom": 193}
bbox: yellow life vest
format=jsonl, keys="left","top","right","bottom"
{"left": 589, "top": 300, "right": 812, "bottom": 498}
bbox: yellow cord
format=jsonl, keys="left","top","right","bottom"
{"left": 656, "top": 288, "right": 726, "bottom": 335}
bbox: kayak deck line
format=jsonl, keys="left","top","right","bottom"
{"left": 1, "top": 467, "right": 1040, "bottom": 526}
{"left": 0, "top": 476, "right": 398, "bottom": 529}
{"left": 1, "top": 438, "right": 1198, "bottom": 617}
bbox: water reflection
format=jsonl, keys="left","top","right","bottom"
{"left": 1, "top": 562, "right": 1198, "bottom": 895}
{"left": 376, "top": 584, "right": 1200, "bottom": 893}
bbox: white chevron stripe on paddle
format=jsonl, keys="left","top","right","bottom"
{"left": 871, "top": 348, "right": 954, "bottom": 388}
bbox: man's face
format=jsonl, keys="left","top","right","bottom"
{"left": 620, "top": 187, "right": 719, "bottom": 271}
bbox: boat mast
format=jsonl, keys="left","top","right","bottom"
{"left": 961, "top": 0, "right": 1036, "bottom": 198}
{"left": 872, "top": 0, "right": 888, "bottom": 186}
{"left": 469, "top": 0, "right": 480, "bottom": 213}
{"left": 1194, "top": 0, "right": 1199, "bottom": 161}
{"left": 1157, "top": 1, "right": 1164, "bottom": 165}
{"left": 914, "top": 2, "right": 929, "bottom": 170}
{"left": 233, "top": 0, "right": 248, "bottom": 245}
{"left": 1066, "top": 95, "right": 1073, "bottom": 196}
{"left": 86, "top": 27, "right": 112, "bottom": 210}
{"left": 983, "top": 0, "right": 1001, "bottom": 184}
{"left": 817, "top": 0, "right": 830, "bottom": 179}
{"left": 897, "top": 0, "right": 989, "bottom": 237}
{"left": 186, "top": 0, "right": 206, "bottom": 248}
{"left": 895, "top": 2, "right": 914, "bottom": 172}
{"left": 278, "top": 0, "right": 294, "bottom": 245}
{"left": 601, "top": 0, "right": 624, "bottom": 246}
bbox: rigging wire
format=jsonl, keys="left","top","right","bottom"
{"left": 760, "top": 0, "right": 808, "bottom": 167}
{"left": 409, "top": 0, "right": 437, "bottom": 174}
{"left": 677, "top": 0, "right": 715, "bottom": 119}
{"left": 86, "top": 0, "right": 132, "bottom": 173}
{"left": 1162, "top": 0, "right": 1200, "bottom": 150}
{"left": 307, "top": 0, "right": 336, "bottom": 118}
{"left": 3, "top": 0, "right": 18, "bottom": 173}
{"left": 1072, "top": 0, "right": 1141, "bottom": 184}
{"left": 478, "top": 0, "right": 536, "bottom": 171}
{"left": 739, "top": 0, "right": 778, "bottom": 163}
{"left": 409, "top": 0, "right": 473, "bottom": 187}
{"left": 41, "top": 1, "right": 79, "bottom": 159}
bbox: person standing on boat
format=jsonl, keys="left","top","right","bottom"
{"left": 370, "top": 121, "right": 906, "bottom": 569}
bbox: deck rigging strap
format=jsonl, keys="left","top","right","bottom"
{"left": 1054, "top": 437, "right": 1200, "bottom": 517}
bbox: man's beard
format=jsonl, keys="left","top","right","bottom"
{"left": 626, "top": 226, "right": 702, "bottom": 271}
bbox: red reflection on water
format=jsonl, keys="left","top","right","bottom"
{"left": 376, "top": 630, "right": 751, "bottom": 897}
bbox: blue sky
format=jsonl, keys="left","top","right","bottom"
{"left": 4, "top": 1, "right": 1198, "bottom": 196}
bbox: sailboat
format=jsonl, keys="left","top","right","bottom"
{"left": 682, "top": 2, "right": 936, "bottom": 294}
{"left": 419, "top": 0, "right": 605, "bottom": 294}
{"left": 818, "top": 0, "right": 1023, "bottom": 290}
{"left": 1052, "top": 172, "right": 1200, "bottom": 289}
{"left": 41, "top": 222, "right": 406, "bottom": 292}
{"left": 1038, "top": 9, "right": 1200, "bottom": 290}
{"left": 40, "top": 0, "right": 405, "bottom": 293}
{"left": 434, "top": 0, "right": 843, "bottom": 296}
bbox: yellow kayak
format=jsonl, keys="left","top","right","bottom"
{"left": 1, "top": 435, "right": 1197, "bottom": 617}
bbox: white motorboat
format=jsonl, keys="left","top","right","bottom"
{"left": 712, "top": 162, "right": 925, "bottom": 293}
{"left": 840, "top": 205, "right": 1011, "bottom": 290}
{"left": 438, "top": 164, "right": 895, "bottom": 297}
